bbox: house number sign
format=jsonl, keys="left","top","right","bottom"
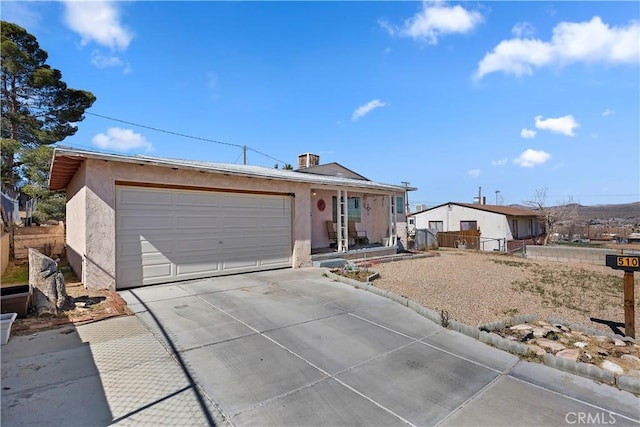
{"left": 606, "top": 254, "right": 638, "bottom": 338}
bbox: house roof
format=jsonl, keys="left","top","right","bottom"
{"left": 49, "top": 147, "right": 416, "bottom": 193}
{"left": 409, "top": 202, "right": 538, "bottom": 217}
{"left": 296, "top": 162, "right": 369, "bottom": 181}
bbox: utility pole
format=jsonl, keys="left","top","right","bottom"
{"left": 401, "top": 181, "right": 410, "bottom": 213}
{"left": 243, "top": 145, "right": 247, "bottom": 165}
{"left": 495, "top": 190, "right": 501, "bottom": 205}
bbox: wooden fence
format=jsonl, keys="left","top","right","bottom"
{"left": 13, "top": 223, "right": 65, "bottom": 261}
{"left": 437, "top": 230, "right": 481, "bottom": 250}
{"left": 1, "top": 228, "right": 9, "bottom": 274}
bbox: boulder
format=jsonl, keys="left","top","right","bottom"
{"left": 28, "top": 249, "right": 73, "bottom": 316}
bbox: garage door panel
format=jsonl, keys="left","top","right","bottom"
{"left": 116, "top": 186, "right": 292, "bottom": 289}
{"left": 174, "top": 237, "right": 221, "bottom": 252}
{"left": 175, "top": 259, "right": 221, "bottom": 275}
{"left": 222, "top": 258, "right": 260, "bottom": 270}
{"left": 141, "top": 264, "right": 173, "bottom": 281}
{"left": 176, "top": 192, "right": 220, "bottom": 207}
{"left": 119, "top": 188, "right": 173, "bottom": 207}
{"left": 119, "top": 238, "right": 174, "bottom": 257}
{"left": 119, "top": 215, "right": 173, "bottom": 232}
{"left": 175, "top": 215, "right": 220, "bottom": 229}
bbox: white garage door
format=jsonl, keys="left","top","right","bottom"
{"left": 116, "top": 185, "right": 292, "bottom": 289}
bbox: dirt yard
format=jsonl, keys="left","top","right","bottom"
{"left": 371, "top": 249, "right": 639, "bottom": 335}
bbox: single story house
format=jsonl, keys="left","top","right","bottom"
{"left": 49, "top": 148, "right": 413, "bottom": 290}
{"left": 408, "top": 202, "right": 543, "bottom": 252}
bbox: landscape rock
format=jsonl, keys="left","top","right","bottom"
{"left": 613, "top": 339, "right": 627, "bottom": 347}
{"left": 573, "top": 341, "right": 588, "bottom": 349}
{"left": 556, "top": 349, "right": 581, "bottom": 361}
{"left": 527, "top": 345, "right": 546, "bottom": 356}
{"left": 620, "top": 354, "right": 640, "bottom": 369}
{"left": 536, "top": 339, "right": 566, "bottom": 353}
{"left": 601, "top": 360, "right": 624, "bottom": 376}
{"left": 532, "top": 327, "right": 547, "bottom": 338}
{"left": 510, "top": 324, "right": 532, "bottom": 331}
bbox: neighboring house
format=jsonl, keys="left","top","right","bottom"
{"left": 409, "top": 202, "right": 543, "bottom": 252}
{"left": 49, "top": 148, "right": 413, "bottom": 290}
{"left": 629, "top": 233, "right": 640, "bottom": 245}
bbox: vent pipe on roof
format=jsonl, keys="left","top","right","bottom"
{"left": 297, "top": 153, "right": 320, "bottom": 169}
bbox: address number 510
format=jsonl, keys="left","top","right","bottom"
{"left": 618, "top": 257, "right": 640, "bottom": 267}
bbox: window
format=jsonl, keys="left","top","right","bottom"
{"left": 332, "top": 196, "right": 361, "bottom": 223}
{"left": 460, "top": 220, "right": 477, "bottom": 231}
{"left": 395, "top": 196, "right": 404, "bottom": 214}
{"left": 428, "top": 221, "right": 443, "bottom": 232}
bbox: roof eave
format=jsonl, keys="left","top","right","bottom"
{"left": 49, "top": 148, "right": 413, "bottom": 193}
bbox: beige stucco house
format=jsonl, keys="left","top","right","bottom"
{"left": 49, "top": 148, "right": 414, "bottom": 290}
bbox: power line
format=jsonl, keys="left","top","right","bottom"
{"left": 85, "top": 112, "right": 287, "bottom": 164}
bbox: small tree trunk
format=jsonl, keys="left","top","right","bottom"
{"left": 28, "top": 248, "right": 72, "bottom": 316}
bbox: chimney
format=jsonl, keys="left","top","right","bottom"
{"left": 297, "top": 153, "right": 320, "bottom": 169}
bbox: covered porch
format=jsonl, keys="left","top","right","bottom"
{"left": 309, "top": 187, "right": 408, "bottom": 255}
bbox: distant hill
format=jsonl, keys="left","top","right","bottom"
{"left": 571, "top": 202, "right": 640, "bottom": 220}
{"left": 508, "top": 202, "right": 640, "bottom": 221}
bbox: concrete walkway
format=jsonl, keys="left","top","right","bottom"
{"left": 2, "top": 268, "right": 639, "bottom": 426}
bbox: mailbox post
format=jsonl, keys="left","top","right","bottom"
{"left": 605, "top": 254, "right": 639, "bottom": 339}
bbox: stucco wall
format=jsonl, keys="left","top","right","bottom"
{"left": 81, "top": 159, "right": 313, "bottom": 289}
{"left": 65, "top": 162, "right": 87, "bottom": 282}
{"left": 526, "top": 245, "right": 640, "bottom": 266}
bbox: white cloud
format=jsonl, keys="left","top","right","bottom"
{"left": 512, "top": 22, "right": 535, "bottom": 38}
{"left": 63, "top": 1, "right": 133, "bottom": 50}
{"left": 475, "top": 16, "right": 640, "bottom": 79}
{"left": 491, "top": 158, "right": 508, "bottom": 166}
{"left": 602, "top": 108, "right": 615, "bottom": 116}
{"left": 467, "top": 169, "right": 481, "bottom": 178}
{"left": 534, "top": 114, "right": 580, "bottom": 136}
{"left": 380, "top": 1, "right": 483, "bottom": 45}
{"left": 513, "top": 149, "right": 551, "bottom": 168}
{"left": 90, "top": 52, "right": 131, "bottom": 73}
{"left": 92, "top": 128, "right": 153, "bottom": 152}
{"left": 352, "top": 99, "right": 387, "bottom": 121}
{"left": 520, "top": 128, "right": 537, "bottom": 139}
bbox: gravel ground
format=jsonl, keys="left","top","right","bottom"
{"left": 371, "top": 249, "right": 640, "bottom": 335}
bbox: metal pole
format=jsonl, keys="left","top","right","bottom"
{"left": 624, "top": 271, "right": 635, "bottom": 338}
{"left": 243, "top": 145, "right": 247, "bottom": 165}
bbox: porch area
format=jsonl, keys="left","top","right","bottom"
{"left": 310, "top": 188, "right": 406, "bottom": 256}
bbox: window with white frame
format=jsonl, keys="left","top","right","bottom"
{"left": 332, "top": 196, "right": 362, "bottom": 223}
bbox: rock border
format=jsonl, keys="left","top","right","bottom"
{"left": 324, "top": 270, "right": 640, "bottom": 395}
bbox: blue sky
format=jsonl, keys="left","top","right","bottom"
{"left": 3, "top": 1, "right": 639, "bottom": 208}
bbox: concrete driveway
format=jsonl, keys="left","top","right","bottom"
{"left": 2, "top": 268, "right": 639, "bottom": 426}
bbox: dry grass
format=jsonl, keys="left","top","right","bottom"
{"left": 371, "top": 249, "right": 639, "bottom": 334}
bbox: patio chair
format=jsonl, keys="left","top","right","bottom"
{"left": 348, "top": 221, "right": 368, "bottom": 245}
{"left": 325, "top": 221, "right": 337, "bottom": 247}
